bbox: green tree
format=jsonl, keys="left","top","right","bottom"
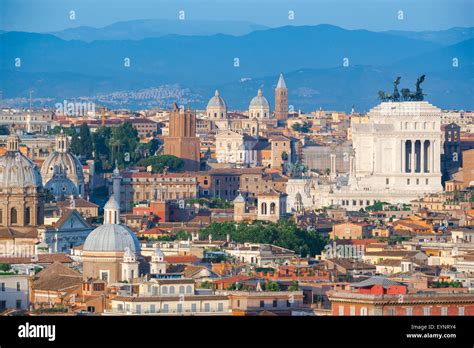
{"left": 199, "top": 220, "right": 327, "bottom": 257}
{"left": 78, "top": 123, "right": 93, "bottom": 159}
{"left": 92, "top": 126, "right": 113, "bottom": 172}
{"left": 110, "top": 122, "right": 139, "bottom": 167}
{"left": 137, "top": 155, "right": 184, "bottom": 173}
{"left": 264, "top": 281, "right": 280, "bottom": 292}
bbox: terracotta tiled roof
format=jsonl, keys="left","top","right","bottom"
{"left": 164, "top": 255, "right": 199, "bottom": 264}
{"left": 33, "top": 262, "right": 82, "bottom": 292}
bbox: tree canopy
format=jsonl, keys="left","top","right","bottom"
{"left": 199, "top": 220, "right": 328, "bottom": 257}
{"left": 137, "top": 154, "right": 184, "bottom": 173}
{"left": 291, "top": 121, "right": 311, "bottom": 133}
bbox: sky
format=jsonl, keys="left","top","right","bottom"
{"left": 0, "top": 0, "right": 473, "bottom": 33}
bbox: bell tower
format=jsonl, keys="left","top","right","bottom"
{"left": 274, "top": 73, "right": 288, "bottom": 121}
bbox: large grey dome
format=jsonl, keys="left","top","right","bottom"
{"left": 41, "top": 132, "right": 84, "bottom": 189}
{"left": 84, "top": 224, "right": 141, "bottom": 252}
{"left": 41, "top": 152, "right": 84, "bottom": 185}
{"left": 207, "top": 90, "right": 227, "bottom": 109}
{"left": 0, "top": 136, "right": 43, "bottom": 190}
{"left": 249, "top": 89, "right": 270, "bottom": 109}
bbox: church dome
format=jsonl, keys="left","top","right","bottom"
{"left": 44, "top": 167, "right": 78, "bottom": 198}
{"left": 249, "top": 89, "right": 270, "bottom": 110}
{"left": 0, "top": 134, "right": 43, "bottom": 190}
{"left": 41, "top": 131, "right": 84, "bottom": 188}
{"left": 83, "top": 224, "right": 141, "bottom": 253}
{"left": 207, "top": 90, "right": 227, "bottom": 109}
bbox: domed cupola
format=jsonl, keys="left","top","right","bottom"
{"left": 0, "top": 131, "right": 44, "bottom": 227}
{"left": 206, "top": 90, "right": 228, "bottom": 119}
{"left": 83, "top": 195, "right": 141, "bottom": 253}
{"left": 249, "top": 89, "right": 271, "bottom": 119}
{"left": 41, "top": 130, "right": 84, "bottom": 197}
{"left": 44, "top": 166, "right": 78, "bottom": 200}
{"left": 0, "top": 133, "right": 43, "bottom": 191}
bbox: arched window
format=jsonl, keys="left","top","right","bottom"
{"left": 186, "top": 285, "right": 192, "bottom": 294}
{"left": 169, "top": 286, "right": 175, "bottom": 294}
{"left": 270, "top": 202, "right": 276, "bottom": 215}
{"left": 25, "top": 207, "right": 30, "bottom": 225}
{"left": 10, "top": 208, "right": 17, "bottom": 224}
{"left": 179, "top": 286, "right": 185, "bottom": 294}
{"left": 162, "top": 286, "right": 168, "bottom": 294}
{"left": 261, "top": 203, "right": 267, "bottom": 215}
{"left": 0, "top": 209, "right": 3, "bottom": 224}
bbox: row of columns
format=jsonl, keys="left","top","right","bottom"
{"left": 401, "top": 139, "right": 437, "bottom": 174}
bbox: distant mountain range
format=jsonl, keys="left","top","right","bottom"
{"left": 48, "top": 19, "right": 269, "bottom": 41}
{"left": 0, "top": 23, "right": 472, "bottom": 111}
{"left": 383, "top": 27, "right": 474, "bottom": 45}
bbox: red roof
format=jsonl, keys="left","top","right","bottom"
{"left": 164, "top": 255, "right": 199, "bottom": 264}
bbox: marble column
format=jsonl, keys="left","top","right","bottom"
{"left": 401, "top": 140, "right": 406, "bottom": 173}
{"left": 420, "top": 139, "right": 425, "bottom": 173}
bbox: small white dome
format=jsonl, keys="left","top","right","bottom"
{"left": 207, "top": 90, "right": 227, "bottom": 109}
{"left": 104, "top": 195, "right": 120, "bottom": 210}
{"left": 249, "top": 89, "right": 270, "bottom": 109}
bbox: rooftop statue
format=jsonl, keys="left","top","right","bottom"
{"left": 378, "top": 75, "right": 426, "bottom": 102}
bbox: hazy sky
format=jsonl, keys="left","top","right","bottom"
{"left": 1, "top": 0, "right": 473, "bottom": 32}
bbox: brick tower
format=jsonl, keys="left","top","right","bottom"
{"left": 274, "top": 73, "right": 288, "bottom": 121}
{"left": 164, "top": 103, "right": 200, "bottom": 171}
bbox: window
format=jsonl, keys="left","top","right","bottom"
{"left": 204, "top": 303, "right": 210, "bottom": 312}
{"left": 186, "top": 285, "right": 192, "bottom": 294}
{"left": 16, "top": 300, "right": 22, "bottom": 309}
{"left": 100, "top": 271, "right": 109, "bottom": 282}
{"left": 459, "top": 307, "right": 465, "bottom": 316}
{"left": 179, "top": 286, "right": 185, "bottom": 294}
{"left": 162, "top": 286, "right": 168, "bottom": 294}
{"left": 273, "top": 300, "right": 278, "bottom": 308}
{"left": 416, "top": 178, "right": 419, "bottom": 185}
{"left": 0, "top": 301, "right": 6, "bottom": 310}
{"left": 16, "top": 282, "right": 20, "bottom": 291}
{"left": 441, "top": 307, "right": 448, "bottom": 316}
{"left": 360, "top": 307, "right": 368, "bottom": 316}
{"left": 25, "top": 207, "right": 30, "bottom": 225}
{"left": 387, "top": 308, "right": 396, "bottom": 316}
{"left": 407, "top": 179, "right": 410, "bottom": 185}
{"left": 169, "top": 286, "right": 175, "bottom": 294}
{"left": 386, "top": 178, "right": 389, "bottom": 185}
{"left": 177, "top": 303, "right": 183, "bottom": 313}
{"left": 218, "top": 303, "right": 224, "bottom": 312}
{"left": 191, "top": 303, "right": 197, "bottom": 312}
{"left": 423, "top": 307, "right": 431, "bottom": 316}
{"left": 260, "top": 300, "right": 265, "bottom": 308}
{"left": 162, "top": 304, "right": 169, "bottom": 313}
{"left": 270, "top": 202, "right": 276, "bottom": 215}
{"left": 338, "top": 305, "right": 344, "bottom": 316}
{"left": 135, "top": 304, "right": 141, "bottom": 314}
{"left": 237, "top": 300, "right": 240, "bottom": 308}
{"left": 350, "top": 306, "right": 356, "bottom": 316}
{"left": 149, "top": 304, "right": 156, "bottom": 313}
{"left": 11, "top": 207, "right": 17, "bottom": 224}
